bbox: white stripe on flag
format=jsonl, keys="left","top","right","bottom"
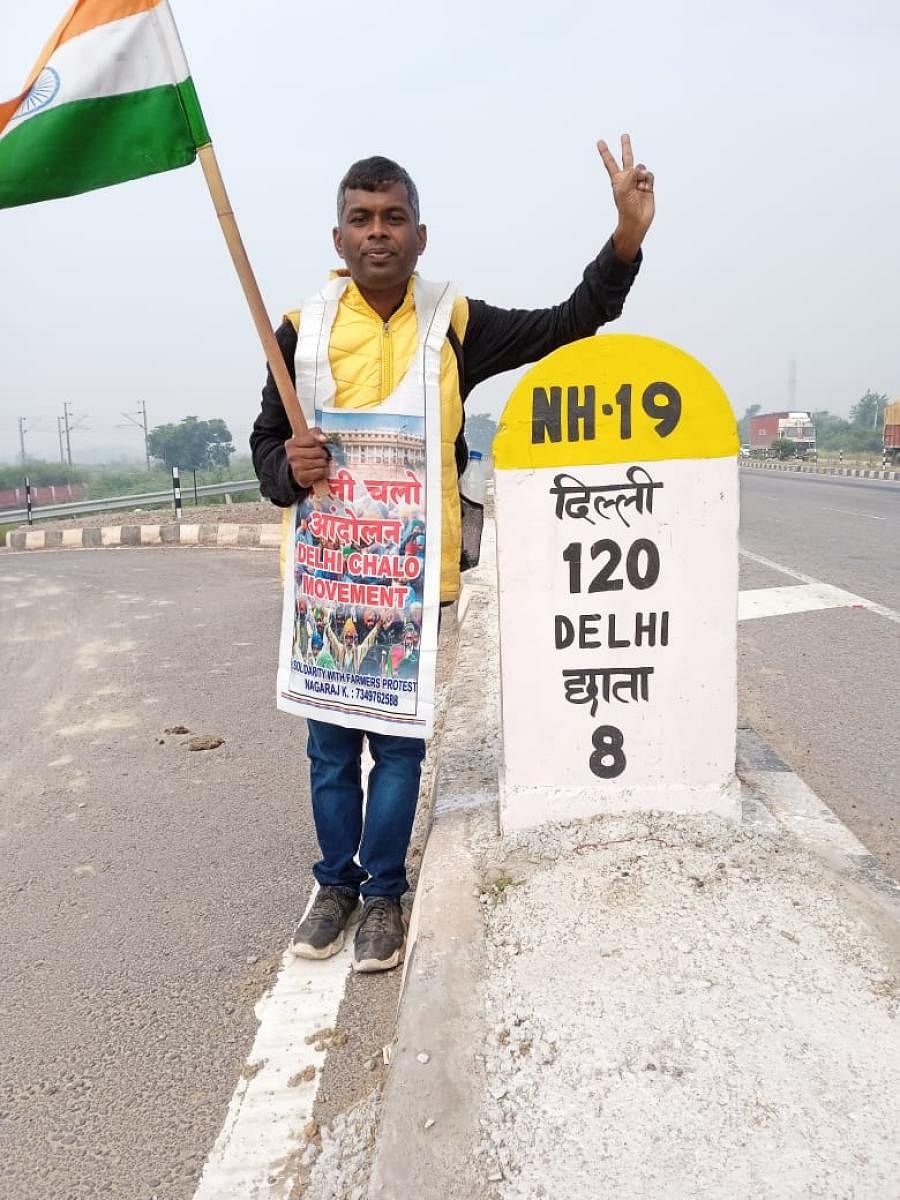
{"left": 1, "top": 8, "right": 190, "bottom": 148}
{"left": 152, "top": 0, "right": 194, "bottom": 89}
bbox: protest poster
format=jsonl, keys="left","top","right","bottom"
{"left": 276, "top": 407, "right": 440, "bottom": 737}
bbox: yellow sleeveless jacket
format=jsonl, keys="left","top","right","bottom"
{"left": 287, "top": 275, "right": 470, "bottom": 602}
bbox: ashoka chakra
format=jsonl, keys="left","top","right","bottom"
{"left": 14, "top": 67, "right": 61, "bottom": 120}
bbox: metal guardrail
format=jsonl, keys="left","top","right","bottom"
{"left": 0, "top": 478, "right": 261, "bottom": 527}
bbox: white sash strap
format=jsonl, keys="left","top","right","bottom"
{"left": 414, "top": 278, "right": 456, "bottom": 358}
{"left": 294, "top": 276, "right": 456, "bottom": 418}
{"left": 295, "top": 277, "right": 349, "bottom": 424}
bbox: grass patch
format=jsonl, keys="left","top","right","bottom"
{"left": 488, "top": 873, "right": 525, "bottom": 903}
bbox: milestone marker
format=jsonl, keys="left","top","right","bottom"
{"left": 493, "top": 334, "right": 740, "bottom": 832}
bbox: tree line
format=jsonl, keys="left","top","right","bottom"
{"left": 438, "top": 398, "right": 895, "bottom": 460}
{"left": 1, "top": 416, "right": 236, "bottom": 490}
{"left": 10, "top": 390, "right": 887, "bottom": 492}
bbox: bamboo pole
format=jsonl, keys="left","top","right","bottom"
{"left": 197, "top": 143, "right": 329, "bottom": 496}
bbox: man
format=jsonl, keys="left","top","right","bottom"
{"left": 251, "top": 136, "right": 654, "bottom": 973}
{"left": 307, "top": 633, "right": 335, "bottom": 670}
{"left": 324, "top": 612, "right": 384, "bottom": 674}
{"left": 356, "top": 608, "right": 387, "bottom": 676}
{"left": 390, "top": 623, "right": 420, "bottom": 681}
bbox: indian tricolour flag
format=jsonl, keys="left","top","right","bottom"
{"left": 0, "top": 0, "right": 209, "bottom": 210}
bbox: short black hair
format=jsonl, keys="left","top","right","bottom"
{"left": 336, "top": 156, "right": 420, "bottom": 224}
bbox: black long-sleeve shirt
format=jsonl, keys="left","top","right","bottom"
{"left": 250, "top": 238, "right": 641, "bottom": 505}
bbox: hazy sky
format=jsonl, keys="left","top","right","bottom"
{"left": 1, "top": 0, "right": 898, "bottom": 465}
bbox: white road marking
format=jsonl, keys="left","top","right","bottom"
{"left": 739, "top": 550, "right": 900, "bottom": 624}
{"left": 194, "top": 750, "right": 373, "bottom": 1199}
{"left": 192, "top": 885, "right": 354, "bottom": 1200}
{"left": 739, "top": 584, "right": 856, "bottom": 621}
{"left": 736, "top": 730, "right": 899, "bottom": 877}
{"left": 823, "top": 506, "right": 886, "bottom": 520}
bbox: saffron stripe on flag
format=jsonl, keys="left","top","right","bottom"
{"left": 51, "top": 0, "right": 164, "bottom": 47}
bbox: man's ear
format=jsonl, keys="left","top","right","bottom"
{"left": 333, "top": 225, "right": 344, "bottom": 258}
{"left": 417, "top": 224, "right": 427, "bottom": 255}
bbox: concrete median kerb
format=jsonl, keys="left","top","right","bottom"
{"left": 741, "top": 459, "right": 900, "bottom": 481}
{"left": 368, "top": 529, "right": 499, "bottom": 1200}
{"left": 4, "top": 522, "right": 284, "bottom": 553}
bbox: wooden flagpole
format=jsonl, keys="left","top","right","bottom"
{"left": 197, "top": 143, "right": 329, "bottom": 494}
{"left": 197, "top": 144, "right": 301, "bottom": 433}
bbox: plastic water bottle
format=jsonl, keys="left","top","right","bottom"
{"left": 459, "top": 450, "right": 486, "bottom": 571}
{"left": 460, "top": 449, "right": 487, "bottom": 507}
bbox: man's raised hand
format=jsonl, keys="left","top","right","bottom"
{"left": 597, "top": 134, "right": 655, "bottom": 263}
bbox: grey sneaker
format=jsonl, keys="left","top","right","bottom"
{"left": 353, "top": 897, "right": 406, "bottom": 973}
{"left": 291, "top": 886, "right": 359, "bottom": 960}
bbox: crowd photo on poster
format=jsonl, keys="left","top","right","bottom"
{"left": 287, "top": 410, "right": 430, "bottom": 717}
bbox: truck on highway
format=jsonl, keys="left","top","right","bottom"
{"left": 884, "top": 399, "right": 900, "bottom": 464}
{"left": 748, "top": 411, "right": 816, "bottom": 457}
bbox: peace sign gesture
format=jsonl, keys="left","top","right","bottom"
{"left": 596, "top": 134, "right": 655, "bottom": 263}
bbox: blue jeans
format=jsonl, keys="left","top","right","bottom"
{"left": 306, "top": 719, "right": 426, "bottom": 899}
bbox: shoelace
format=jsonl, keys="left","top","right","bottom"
{"left": 362, "top": 899, "right": 396, "bottom": 933}
{"left": 310, "top": 889, "right": 349, "bottom": 926}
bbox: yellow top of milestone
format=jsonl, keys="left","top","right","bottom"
{"left": 493, "top": 334, "right": 739, "bottom": 469}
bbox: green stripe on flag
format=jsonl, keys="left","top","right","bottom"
{"left": 0, "top": 86, "right": 204, "bottom": 210}
{"left": 176, "top": 77, "right": 210, "bottom": 149}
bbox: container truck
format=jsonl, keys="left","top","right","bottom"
{"left": 884, "top": 399, "right": 900, "bottom": 464}
{"left": 748, "top": 411, "right": 816, "bottom": 457}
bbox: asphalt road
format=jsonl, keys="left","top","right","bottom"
{"left": 738, "top": 469, "right": 900, "bottom": 877}
{"left": 0, "top": 550, "right": 319, "bottom": 1200}
{"left": 2, "top": 478, "right": 898, "bottom": 1196}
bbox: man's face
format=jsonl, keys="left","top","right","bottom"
{"left": 333, "top": 182, "right": 426, "bottom": 293}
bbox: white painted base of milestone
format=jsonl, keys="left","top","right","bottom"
{"left": 495, "top": 457, "right": 739, "bottom": 832}
{"left": 498, "top": 773, "right": 741, "bottom": 832}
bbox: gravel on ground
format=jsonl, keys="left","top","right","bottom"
{"left": 294, "top": 1089, "right": 381, "bottom": 1200}
{"left": 472, "top": 812, "right": 900, "bottom": 1200}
